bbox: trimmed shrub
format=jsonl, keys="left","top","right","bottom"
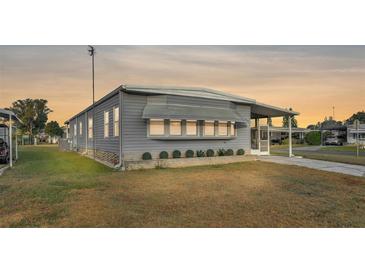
{"left": 172, "top": 150, "right": 181, "bottom": 158}
{"left": 304, "top": 131, "right": 321, "bottom": 145}
{"left": 196, "top": 150, "right": 205, "bottom": 157}
{"left": 236, "top": 148, "right": 245, "bottom": 155}
{"left": 142, "top": 152, "right": 152, "bottom": 160}
{"left": 206, "top": 149, "right": 215, "bottom": 157}
{"left": 159, "top": 151, "right": 168, "bottom": 159}
{"left": 217, "top": 148, "right": 226, "bottom": 156}
{"left": 225, "top": 149, "right": 234, "bottom": 156}
{"left": 185, "top": 150, "right": 194, "bottom": 158}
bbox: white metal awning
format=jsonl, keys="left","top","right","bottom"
{"left": 142, "top": 103, "right": 246, "bottom": 122}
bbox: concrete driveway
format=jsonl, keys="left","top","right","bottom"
{"left": 272, "top": 145, "right": 365, "bottom": 156}
{"left": 259, "top": 155, "right": 365, "bottom": 177}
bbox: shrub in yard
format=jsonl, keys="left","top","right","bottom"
{"left": 196, "top": 150, "right": 205, "bottom": 157}
{"left": 159, "top": 151, "right": 168, "bottom": 159}
{"left": 305, "top": 131, "right": 321, "bottom": 145}
{"left": 206, "top": 149, "right": 215, "bottom": 157}
{"left": 236, "top": 148, "right": 245, "bottom": 155}
{"left": 185, "top": 150, "right": 194, "bottom": 158}
{"left": 217, "top": 148, "right": 226, "bottom": 156}
{"left": 172, "top": 150, "right": 181, "bottom": 158}
{"left": 142, "top": 152, "right": 152, "bottom": 160}
{"left": 225, "top": 149, "right": 234, "bottom": 156}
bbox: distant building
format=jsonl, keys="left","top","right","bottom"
{"left": 347, "top": 123, "right": 365, "bottom": 144}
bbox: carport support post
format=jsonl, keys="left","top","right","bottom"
{"left": 9, "top": 114, "right": 13, "bottom": 167}
{"left": 257, "top": 118, "right": 261, "bottom": 153}
{"left": 267, "top": 118, "right": 270, "bottom": 155}
{"left": 288, "top": 115, "right": 293, "bottom": 157}
{"left": 15, "top": 128, "right": 18, "bottom": 160}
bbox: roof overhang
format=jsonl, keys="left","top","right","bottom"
{"left": 0, "top": 108, "right": 21, "bottom": 123}
{"left": 269, "top": 127, "right": 310, "bottom": 133}
{"left": 251, "top": 102, "right": 299, "bottom": 118}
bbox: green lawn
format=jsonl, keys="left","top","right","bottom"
{"left": 1, "top": 146, "right": 365, "bottom": 227}
{"left": 272, "top": 151, "right": 365, "bottom": 166}
{"left": 321, "top": 145, "right": 365, "bottom": 152}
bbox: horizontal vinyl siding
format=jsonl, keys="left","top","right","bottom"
{"left": 122, "top": 93, "right": 251, "bottom": 160}
{"left": 94, "top": 93, "right": 120, "bottom": 155}
{"left": 68, "top": 94, "right": 120, "bottom": 155}
{"left": 76, "top": 112, "right": 87, "bottom": 149}
{"left": 69, "top": 118, "right": 77, "bottom": 148}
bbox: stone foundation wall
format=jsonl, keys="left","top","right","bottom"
{"left": 123, "top": 155, "right": 257, "bottom": 171}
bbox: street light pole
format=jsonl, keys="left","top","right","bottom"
{"left": 88, "top": 45, "right": 95, "bottom": 159}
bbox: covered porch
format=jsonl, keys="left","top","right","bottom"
{"left": 250, "top": 103, "right": 299, "bottom": 157}
{"left": 0, "top": 108, "right": 21, "bottom": 168}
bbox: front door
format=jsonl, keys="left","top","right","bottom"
{"left": 251, "top": 126, "right": 270, "bottom": 155}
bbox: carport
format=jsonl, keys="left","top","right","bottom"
{"left": 0, "top": 108, "right": 21, "bottom": 168}
{"left": 250, "top": 103, "right": 299, "bottom": 157}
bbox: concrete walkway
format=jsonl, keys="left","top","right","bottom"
{"left": 258, "top": 156, "right": 365, "bottom": 177}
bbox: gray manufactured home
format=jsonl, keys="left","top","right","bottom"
{"left": 64, "top": 85, "right": 298, "bottom": 167}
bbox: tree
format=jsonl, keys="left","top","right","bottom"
{"left": 45, "top": 121, "right": 63, "bottom": 137}
{"left": 282, "top": 115, "right": 298, "bottom": 128}
{"left": 304, "top": 131, "right": 321, "bottom": 145}
{"left": 345, "top": 111, "right": 365, "bottom": 125}
{"left": 10, "top": 99, "right": 52, "bottom": 144}
{"left": 267, "top": 117, "right": 273, "bottom": 126}
{"left": 307, "top": 124, "right": 319, "bottom": 130}
{"left": 320, "top": 117, "right": 342, "bottom": 129}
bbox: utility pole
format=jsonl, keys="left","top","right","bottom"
{"left": 88, "top": 46, "right": 95, "bottom": 159}
{"left": 332, "top": 106, "right": 335, "bottom": 120}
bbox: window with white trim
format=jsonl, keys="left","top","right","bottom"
{"left": 104, "top": 111, "right": 109, "bottom": 138}
{"left": 170, "top": 120, "right": 182, "bottom": 136}
{"left": 149, "top": 119, "right": 165, "bottom": 136}
{"left": 230, "top": 122, "right": 236, "bottom": 136}
{"left": 218, "top": 121, "right": 228, "bottom": 136}
{"left": 79, "top": 121, "right": 83, "bottom": 135}
{"left": 204, "top": 120, "right": 215, "bottom": 136}
{"left": 88, "top": 117, "right": 93, "bottom": 138}
{"left": 186, "top": 120, "right": 197, "bottom": 136}
{"left": 73, "top": 124, "right": 76, "bottom": 137}
{"left": 113, "top": 107, "right": 119, "bottom": 137}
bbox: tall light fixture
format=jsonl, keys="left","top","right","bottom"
{"left": 88, "top": 45, "right": 95, "bottom": 159}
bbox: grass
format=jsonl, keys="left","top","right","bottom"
{"left": 270, "top": 143, "right": 309, "bottom": 149}
{"left": 320, "top": 145, "right": 365, "bottom": 152}
{"left": 1, "top": 146, "right": 365, "bottom": 227}
{"left": 272, "top": 150, "right": 365, "bottom": 166}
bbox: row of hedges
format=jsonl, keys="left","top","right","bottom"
{"left": 142, "top": 148, "right": 245, "bottom": 160}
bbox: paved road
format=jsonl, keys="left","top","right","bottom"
{"left": 259, "top": 155, "right": 365, "bottom": 177}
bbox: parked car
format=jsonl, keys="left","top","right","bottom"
{"left": 324, "top": 137, "right": 343, "bottom": 146}
{"left": 0, "top": 138, "right": 10, "bottom": 164}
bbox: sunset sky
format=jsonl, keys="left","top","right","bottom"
{"left": 1, "top": 46, "right": 364, "bottom": 127}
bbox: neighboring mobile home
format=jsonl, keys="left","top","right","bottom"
{"left": 64, "top": 85, "right": 298, "bottom": 166}
{"left": 347, "top": 122, "right": 365, "bottom": 145}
